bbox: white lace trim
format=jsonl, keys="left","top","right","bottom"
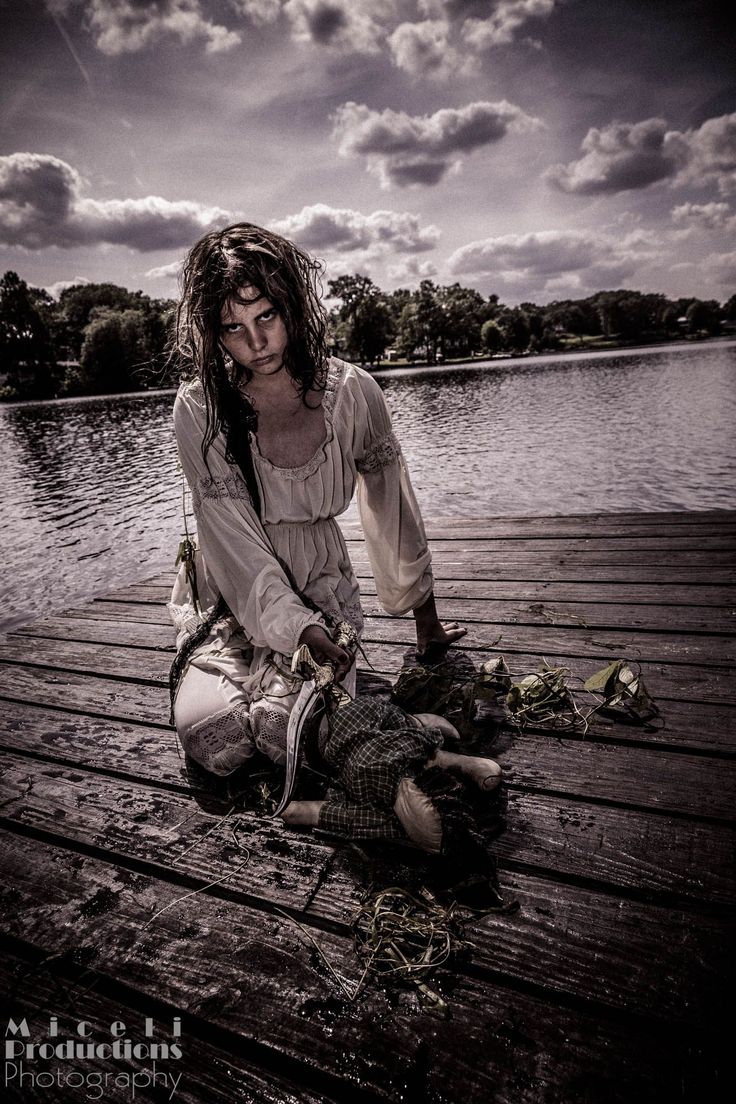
{"left": 249, "top": 357, "right": 346, "bottom": 481}
{"left": 180, "top": 702, "right": 256, "bottom": 777}
{"left": 356, "top": 430, "right": 401, "bottom": 474}
{"left": 192, "top": 472, "right": 251, "bottom": 511}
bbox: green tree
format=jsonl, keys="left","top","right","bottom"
{"left": 0, "top": 271, "right": 57, "bottom": 398}
{"left": 480, "top": 319, "right": 504, "bottom": 355}
{"left": 722, "top": 294, "right": 736, "bottom": 322}
{"left": 439, "top": 283, "right": 487, "bottom": 356}
{"left": 327, "top": 273, "right": 394, "bottom": 363}
{"left": 74, "top": 309, "right": 148, "bottom": 394}
{"left": 685, "top": 299, "right": 721, "bottom": 335}
{"left": 57, "top": 282, "right": 149, "bottom": 358}
{"left": 503, "top": 309, "right": 531, "bottom": 353}
{"left": 413, "top": 280, "right": 445, "bottom": 362}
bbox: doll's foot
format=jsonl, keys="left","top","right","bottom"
{"left": 430, "top": 749, "right": 502, "bottom": 792}
{"left": 280, "top": 800, "right": 324, "bottom": 828}
{"left": 393, "top": 778, "right": 442, "bottom": 854}
{"left": 411, "top": 713, "right": 461, "bottom": 742}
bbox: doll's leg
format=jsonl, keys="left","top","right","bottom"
{"left": 427, "top": 748, "right": 502, "bottom": 791}
{"left": 410, "top": 713, "right": 502, "bottom": 791}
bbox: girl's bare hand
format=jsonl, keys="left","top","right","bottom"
{"left": 298, "top": 625, "right": 354, "bottom": 682}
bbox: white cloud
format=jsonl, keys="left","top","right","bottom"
{"left": 671, "top": 202, "right": 735, "bottom": 231}
{"left": 388, "top": 19, "right": 470, "bottom": 80}
{"left": 144, "top": 260, "right": 183, "bottom": 279}
{"left": 230, "top": 0, "right": 282, "bottom": 25}
{"left": 462, "top": 0, "right": 557, "bottom": 50}
{"left": 270, "top": 203, "right": 440, "bottom": 254}
{"left": 45, "top": 277, "right": 92, "bottom": 299}
{"left": 674, "top": 113, "right": 736, "bottom": 197}
{"left": 386, "top": 256, "right": 438, "bottom": 285}
{"left": 332, "top": 99, "right": 542, "bottom": 188}
{"left": 69, "top": 0, "right": 241, "bottom": 55}
{"left": 702, "top": 250, "right": 736, "bottom": 289}
{"left": 547, "top": 112, "right": 736, "bottom": 198}
{"left": 0, "top": 152, "right": 232, "bottom": 250}
{"left": 447, "top": 228, "right": 654, "bottom": 297}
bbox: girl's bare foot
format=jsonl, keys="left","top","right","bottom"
{"left": 280, "top": 800, "right": 324, "bottom": 827}
{"left": 430, "top": 749, "right": 502, "bottom": 792}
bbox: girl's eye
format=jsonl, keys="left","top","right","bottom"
{"left": 259, "top": 310, "right": 277, "bottom": 322}
{"left": 222, "top": 323, "right": 241, "bottom": 333}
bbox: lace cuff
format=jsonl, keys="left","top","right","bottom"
{"left": 356, "top": 430, "right": 401, "bottom": 475}
{"left": 193, "top": 473, "right": 251, "bottom": 511}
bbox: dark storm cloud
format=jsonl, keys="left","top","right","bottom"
{"left": 333, "top": 100, "right": 542, "bottom": 187}
{"left": 283, "top": 0, "right": 385, "bottom": 53}
{"left": 545, "top": 118, "right": 682, "bottom": 195}
{"left": 304, "top": 2, "right": 347, "bottom": 43}
{"left": 0, "top": 152, "right": 231, "bottom": 250}
{"left": 545, "top": 113, "right": 736, "bottom": 197}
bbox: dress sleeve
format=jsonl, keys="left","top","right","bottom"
{"left": 353, "top": 371, "right": 433, "bottom": 616}
{"left": 173, "top": 386, "right": 325, "bottom": 655}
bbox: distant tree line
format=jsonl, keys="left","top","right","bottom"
{"left": 1, "top": 268, "right": 734, "bottom": 401}
{"left": 0, "top": 271, "right": 175, "bottom": 400}
{"left": 327, "top": 274, "right": 735, "bottom": 366}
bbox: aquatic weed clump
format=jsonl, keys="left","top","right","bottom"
{"left": 392, "top": 653, "right": 662, "bottom": 738}
{"left": 352, "top": 886, "right": 471, "bottom": 1014}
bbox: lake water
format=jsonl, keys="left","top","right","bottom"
{"left": 1, "top": 340, "right": 734, "bottom": 632}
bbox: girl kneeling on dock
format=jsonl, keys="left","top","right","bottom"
{"left": 167, "top": 222, "right": 501, "bottom": 853}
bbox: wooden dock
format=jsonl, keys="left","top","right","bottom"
{"left": 0, "top": 510, "right": 733, "bottom": 1103}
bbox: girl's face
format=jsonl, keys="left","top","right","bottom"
{"left": 219, "top": 285, "right": 288, "bottom": 377}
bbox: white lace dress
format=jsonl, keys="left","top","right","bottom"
{"left": 168, "top": 357, "right": 433, "bottom": 775}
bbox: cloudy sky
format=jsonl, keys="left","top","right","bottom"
{"left": 1, "top": 0, "right": 735, "bottom": 305}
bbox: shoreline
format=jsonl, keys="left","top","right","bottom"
{"left": 371, "top": 333, "right": 736, "bottom": 374}
{"left": 1, "top": 335, "right": 734, "bottom": 407}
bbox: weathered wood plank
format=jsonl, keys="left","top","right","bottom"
{"left": 0, "top": 949, "right": 330, "bottom": 1104}
{"left": 497, "top": 790, "right": 736, "bottom": 904}
{"left": 3, "top": 831, "right": 715, "bottom": 1104}
{"left": 355, "top": 535, "right": 736, "bottom": 552}
{"left": 0, "top": 664, "right": 169, "bottom": 724}
{"left": 0, "top": 754, "right": 732, "bottom": 906}
{"left": 141, "top": 572, "right": 736, "bottom": 609}
{"left": 0, "top": 635, "right": 171, "bottom": 683}
{"left": 92, "top": 586, "right": 736, "bottom": 634}
{"left": 339, "top": 512, "right": 736, "bottom": 537}
{"left": 494, "top": 732, "right": 736, "bottom": 821}
{"left": 43, "top": 602, "right": 736, "bottom": 666}
{"left": 0, "top": 757, "right": 332, "bottom": 911}
{"left": 14, "top": 615, "right": 174, "bottom": 650}
{"left": 141, "top": 560, "right": 736, "bottom": 584}
{"left": 307, "top": 861, "right": 732, "bottom": 1027}
{"left": 362, "top": 616, "right": 735, "bottom": 666}
{"left": 2, "top": 636, "right": 733, "bottom": 708}
{"left": 1, "top": 751, "right": 731, "bottom": 1028}
{"left": 2, "top": 698, "right": 733, "bottom": 820}
{"left": 356, "top": 547, "right": 736, "bottom": 566}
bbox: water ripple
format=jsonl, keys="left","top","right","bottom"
{"left": 1, "top": 344, "right": 734, "bottom": 631}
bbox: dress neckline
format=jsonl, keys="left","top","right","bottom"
{"left": 249, "top": 357, "right": 346, "bottom": 480}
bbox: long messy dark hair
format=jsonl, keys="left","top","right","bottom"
{"left": 174, "top": 222, "right": 330, "bottom": 514}
{"left": 169, "top": 224, "right": 330, "bottom": 717}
